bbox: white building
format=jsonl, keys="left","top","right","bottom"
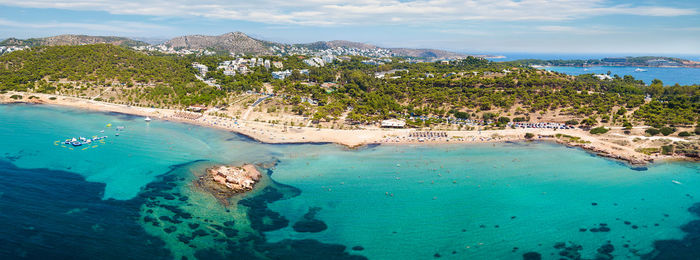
{"left": 272, "top": 70, "right": 292, "bottom": 80}
{"left": 381, "top": 119, "right": 406, "bottom": 128}
{"left": 192, "top": 63, "right": 208, "bottom": 76}
{"left": 223, "top": 69, "right": 236, "bottom": 76}
{"left": 594, "top": 74, "right": 612, "bottom": 80}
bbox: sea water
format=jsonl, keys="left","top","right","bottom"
{"left": 0, "top": 103, "right": 698, "bottom": 259}
{"left": 543, "top": 66, "right": 700, "bottom": 86}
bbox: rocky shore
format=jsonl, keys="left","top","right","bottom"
{"left": 195, "top": 164, "right": 261, "bottom": 205}
{"left": 553, "top": 139, "right": 652, "bottom": 166}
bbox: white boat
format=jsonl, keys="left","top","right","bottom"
{"left": 145, "top": 116, "right": 152, "bottom": 122}
{"left": 672, "top": 180, "right": 682, "bottom": 185}
{"left": 634, "top": 68, "right": 647, "bottom": 72}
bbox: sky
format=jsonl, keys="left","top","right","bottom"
{"left": 0, "top": 0, "right": 698, "bottom": 55}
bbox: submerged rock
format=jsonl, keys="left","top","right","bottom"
{"left": 293, "top": 207, "right": 328, "bottom": 233}
{"left": 522, "top": 252, "right": 541, "bottom": 260}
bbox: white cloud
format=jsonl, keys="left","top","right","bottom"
{"left": 0, "top": 0, "right": 695, "bottom": 26}
{"left": 0, "top": 18, "right": 171, "bottom": 34}
{"left": 536, "top": 25, "right": 615, "bottom": 34}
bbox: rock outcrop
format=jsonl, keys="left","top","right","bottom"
{"left": 195, "top": 164, "right": 262, "bottom": 205}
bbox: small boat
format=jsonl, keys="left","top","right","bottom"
{"left": 672, "top": 180, "right": 682, "bottom": 185}
{"left": 106, "top": 123, "right": 112, "bottom": 127}
{"left": 634, "top": 68, "right": 647, "bottom": 72}
{"left": 115, "top": 132, "right": 120, "bottom": 136}
{"left": 145, "top": 116, "right": 152, "bottom": 122}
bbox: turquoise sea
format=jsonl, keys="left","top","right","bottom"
{"left": 0, "top": 103, "right": 699, "bottom": 259}
{"left": 543, "top": 66, "right": 700, "bottom": 86}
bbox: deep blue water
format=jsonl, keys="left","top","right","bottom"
{"left": 544, "top": 66, "right": 700, "bottom": 86}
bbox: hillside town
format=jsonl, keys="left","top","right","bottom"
{"left": 0, "top": 45, "right": 28, "bottom": 55}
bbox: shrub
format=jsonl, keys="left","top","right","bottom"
{"left": 678, "top": 131, "right": 691, "bottom": 137}
{"left": 453, "top": 111, "right": 470, "bottom": 119}
{"left": 622, "top": 121, "right": 632, "bottom": 129}
{"left": 565, "top": 119, "right": 579, "bottom": 125}
{"left": 645, "top": 128, "right": 660, "bottom": 136}
{"left": 9, "top": 95, "right": 22, "bottom": 100}
{"left": 589, "top": 127, "right": 609, "bottom": 135}
{"left": 513, "top": 117, "right": 527, "bottom": 122}
{"left": 617, "top": 108, "right": 627, "bottom": 115}
{"left": 524, "top": 133, "right": 535, "bottom": 139}
{"left": 695, "top": 127, "right": 700, "bottom": 135}
{"left": 49, "top": 97, "right": 57, "bottom": 100}
{"left": 660, "top": 126, "right": 676, "bottom": 136}
{"left": 498, "top": 117, "right": 510, "bottom": 125}
{"left": 661, "top": 145, "right": 674, "bottom": 155}
{"left": 482, "top": 112, "right": 497, "bottom": 121}
{"left": 581, "top": 117, "right": 597, "bottom": 126}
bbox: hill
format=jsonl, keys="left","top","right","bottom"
{"left": 163, "top": 32, "right": 276, "bottom": 55}
{"left": 166, "top": 32, "right": 467, "bottom": 59}
{"left": 2, "top": 32, "right": 471, "bottom": 60}
{"left": 0, "top": 44, "right": 223, "bottom": 107}
{"left": 0, "top": 35, "right": 148, "bottom": 47}
{"left": 298, "top": 40, "right": 379, "bottom": 50}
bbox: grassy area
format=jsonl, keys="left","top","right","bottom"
{"left": 635, "top": 147, "right": 660, "bottom": 155}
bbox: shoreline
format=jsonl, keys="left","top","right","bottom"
{"left": 1, "top": 92, "right": 696, "bottom": 166}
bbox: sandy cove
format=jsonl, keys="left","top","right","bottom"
{"left": 2, "top": 91, "right": 692, "bottom": 166}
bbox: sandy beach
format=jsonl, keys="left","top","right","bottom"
{"left": 2, "top": 92, "right": 696, "bottom": 165}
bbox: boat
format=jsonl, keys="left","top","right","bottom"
{"left": 634, "top": 68, "right": 647, "bottom": 72}
{"left": 106, "top": 123, "right": 112, "bottom": 127}
{"left": 61, "top": 135, "right": 108, "bottom": 147}
{"left": 672, "top": 180, "right": 682, "bottom": 185}
{"left": 145, "top": 116, "right": 152, "bottom": 122}
{"left": 115, "top": 132, "right": 120, "bottom": 136}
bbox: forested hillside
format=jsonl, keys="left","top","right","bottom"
{"left": 0, "top": 44, "right": 697, "bottom": 129}
{"left": 0, "top": 44, "right": 225, "bottom": 106}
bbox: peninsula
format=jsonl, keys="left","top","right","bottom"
{"left": 511, "top": 56, "right": 700, "bottom": 68}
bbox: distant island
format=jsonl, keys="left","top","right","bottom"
{"left": 510, "top": 56, "right": 700, "bottom": 68}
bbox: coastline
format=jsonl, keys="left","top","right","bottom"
{"left": 1, "top": 92, "right": 694, "bottom": 166}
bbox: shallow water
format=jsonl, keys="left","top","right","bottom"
{"left": 0, "top": 103, "right": 698, "bottom": 259}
